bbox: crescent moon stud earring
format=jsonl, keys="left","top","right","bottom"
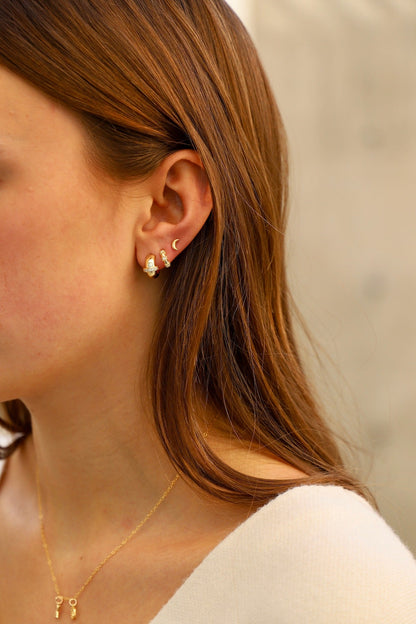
{"left": 172, "top": 239, "right": 180, "bottom": 251}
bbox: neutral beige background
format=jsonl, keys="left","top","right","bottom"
{"left": 246, "top": 0, "right": 416, "bottom": 554}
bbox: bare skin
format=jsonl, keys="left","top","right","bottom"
{"left": 0, "top": 66, "right": 306, "bottom": 623}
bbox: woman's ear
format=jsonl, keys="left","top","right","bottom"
{"left": 135, "top": 150, "right": 212, "bottom": 272}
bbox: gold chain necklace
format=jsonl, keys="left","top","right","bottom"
{"left": 36, "top": 466, "right": 180, "bottom": 621}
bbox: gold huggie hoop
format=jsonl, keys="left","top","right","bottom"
{"left": 160, "top": 249, "right": 171, "bottom": 268}
{"left": 143, "top": 254, "right": 160, "bottom": 278}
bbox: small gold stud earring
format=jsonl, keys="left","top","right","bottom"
{"left": 160, "top": 249, "right": 171, "bottom": 268}
{"left": 143, "top": 254, "right": 160, "bottom": 278}
{"left": 172, "top": 239, "right": 179, "bottom": 251}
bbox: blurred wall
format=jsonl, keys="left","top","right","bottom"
{"left": 250, "top": 0, "right": 416, "bottom": 554}
{"left": 227, "top": 0, "right": 255, "bottom": 32}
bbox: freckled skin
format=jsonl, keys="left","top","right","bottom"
{"left": 0, "top": 67, "right": 151, "bottom": 402}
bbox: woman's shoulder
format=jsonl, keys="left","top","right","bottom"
{"left": 155, "top": 484, "right": 416, "bottom": 624}
{"left": 261, "top": 485, "right": 416, "bottom": 621}
{"left": 234, "top": 485, "right": 416, "bottom": 622}
{"left": 256, "top": 484, "right": 416, "bottom": 567}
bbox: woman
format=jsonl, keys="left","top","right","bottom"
{"left": 0, "top": 1, "right": 414, "bottom": 622}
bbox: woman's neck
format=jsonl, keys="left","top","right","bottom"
{"left": 17, "top": 365, "right": 179, "bottom": 556}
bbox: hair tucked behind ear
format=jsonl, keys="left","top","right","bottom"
{"left": 0, "top": 0, "right": 373, "bottom": 505}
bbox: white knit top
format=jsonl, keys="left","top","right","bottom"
{"left": 1, "top": 455, "right": 415, "bottom": 622}
{"left": 150, "top": 485, "right": 416, "bottom": 624}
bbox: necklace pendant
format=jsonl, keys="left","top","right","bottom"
{"left": 55, "top": 596, "right": 64, "bottom": 619}
{"left": 69, "top": 598, "right": 78, "bottom": 620}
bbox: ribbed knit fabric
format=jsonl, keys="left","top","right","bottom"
{"left": 1, "top": 457, "right": 414, "bottom": 622}
{"left": 150, "top": 485, "right": 416, "bottom": 623}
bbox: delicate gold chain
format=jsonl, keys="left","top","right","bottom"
{"left": 35, "top": 465, "right": 179, "bottom": 619}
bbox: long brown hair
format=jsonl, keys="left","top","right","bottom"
{"left": 0, "top": 0, "right": 372, "bottom": 505}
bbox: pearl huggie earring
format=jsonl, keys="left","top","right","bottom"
{"left": 143, "top": 254, "right": 160, "bottom": 278}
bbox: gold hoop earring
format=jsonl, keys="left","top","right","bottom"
{"left": 143, "top": 254, "right": 160, "bottom": 278}
{"left": 160, "top": 249, "right": 171, "bottom": 268}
